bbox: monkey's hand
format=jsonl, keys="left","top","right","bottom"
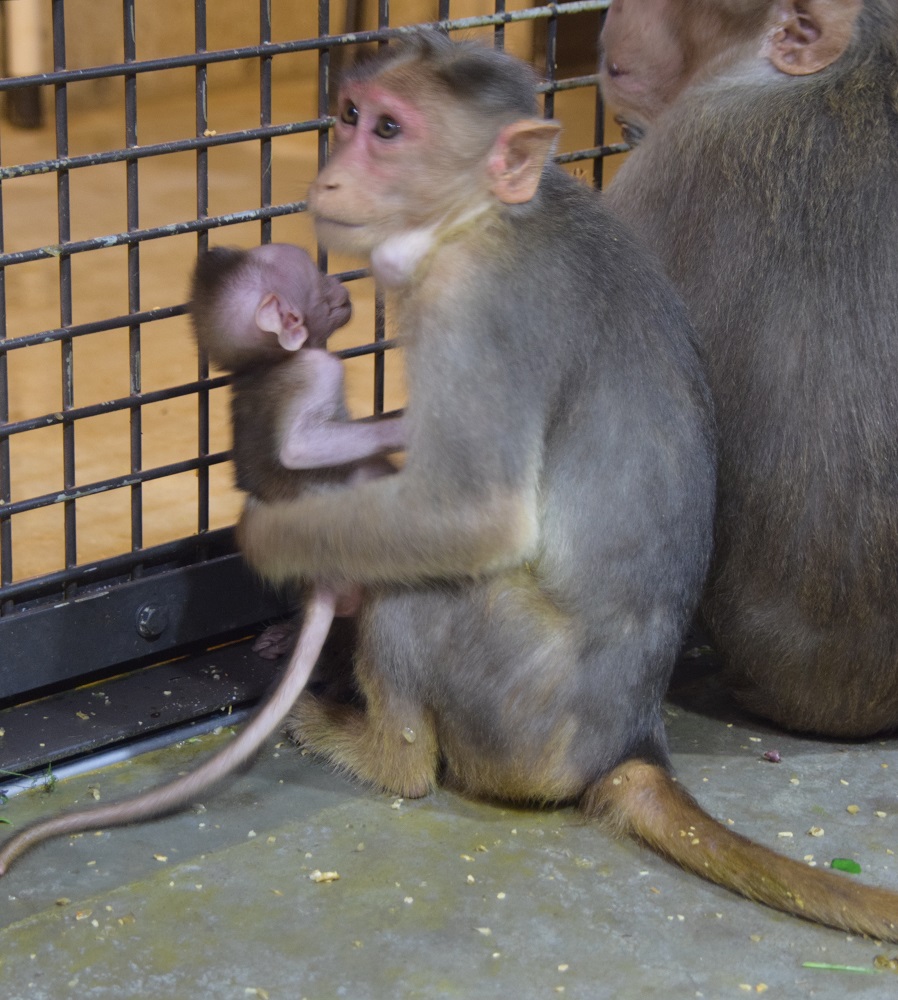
{"left": 280, "top": 414, "right": 406, "bottom": 471}
{"left": 305, "top": 272, "right": 352, "bottom": 344}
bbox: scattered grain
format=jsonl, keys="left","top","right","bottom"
{"left": 308, "top": 870, "right": 340, "bottom": 883}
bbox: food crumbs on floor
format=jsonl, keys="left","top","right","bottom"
{"left": 308, "top": 870, "right": 340, "bottom": 883}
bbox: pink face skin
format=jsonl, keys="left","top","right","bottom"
{"left": 212, "top": 244, "right": 350, "bottom": 370}
{"left": 248, "top": 243, "right": 351, "bottom": 348}
{"left": 309, "top": 81, "right": 434, "bottom": 247}
{"left": 599, "top": 0, "right": 688, "bottom": 138}
{"left": 330, "top": 80, "right": 430, "bottom": 182}
{"left": 307, "top": 66, "right": 558, "bottom": 272}
{"left": 308, "top": 73, "right": 503, "bottom": 258}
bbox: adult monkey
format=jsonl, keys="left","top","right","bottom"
{"left": 601, "top": 0, "right": 898, "bottom": 737}
{"left": 237, "top": 32, "right": 898, "bottom": 937}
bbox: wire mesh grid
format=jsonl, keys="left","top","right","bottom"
{"left": 0, "top": 1, "right": 618, "bottom": 627}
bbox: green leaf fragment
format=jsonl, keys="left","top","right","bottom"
{"left": 830, "top": 857, "right": 862, "bottom": 874}
{"left": 802, "top": 962, "right": 879, "bottom": 974}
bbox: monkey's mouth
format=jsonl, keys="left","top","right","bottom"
{"left": 312, "top": 216, "right": 372, "bottom": 256}
{"left": 314, "top": 216, "right": 361, "bottom": 229}
{"left": 614, "top": 115, "right": 646, "bottom": 147}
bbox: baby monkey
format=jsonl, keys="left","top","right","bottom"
{"left": 196, "top": 243, "right": 403, "bottom": 633}
{"left": 0, "top": 243, "right": 404, "bottom": 875}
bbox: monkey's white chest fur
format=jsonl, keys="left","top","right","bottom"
{"left": 370, "top": 228, "right": 438, "bottom": 288}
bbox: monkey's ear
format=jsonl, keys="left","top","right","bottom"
{"left": 488, "top": 119, "right": 562, "bottom": 205}
{"left": 763, "top": 0, "right": 861, "bottom": 76}
{"left": 255, "top": 292, "right": 309, "bottom": 351}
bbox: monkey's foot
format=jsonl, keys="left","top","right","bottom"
{"left": 252, "top": 622, "right": 296, "bottom": 660}
{"left": 286, "top": 692, "right": 438, "bottom": 799}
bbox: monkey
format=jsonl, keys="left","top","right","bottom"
{"left": 232, "top": 32, "right": 898, "bottom": 938}
{"left": 191, "top": 243, "right": 403, "bottom": 634}
{"left": 0, "top": 243, "right": 404, "bottom": 876}
{"left": 600, "top": 0, "right": 898, "bottom": 740}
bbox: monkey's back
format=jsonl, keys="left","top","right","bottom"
{"left": 607, "top": 9, "right": 898, "bottom": 735}
{"left": 511, "top": 167, "right": 715, "bottom": 626}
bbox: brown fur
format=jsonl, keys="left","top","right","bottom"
{"left": 602, "top": 0, "right": 898, "bottom": 739}
{"left": 587, "top": 761, "right": 898, "bottom": 941}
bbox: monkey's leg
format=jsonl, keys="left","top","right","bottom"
{"left": 285, "top": 590, "right": 440, "bottom": 798}
{"left": 286, "top": 688, "right": 438, "bottom": 799}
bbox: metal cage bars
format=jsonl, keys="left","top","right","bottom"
{"left": 0, "top": 1, "right": 618, "bottom": 615}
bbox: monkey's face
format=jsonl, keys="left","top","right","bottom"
{"left": 308, "top": 74, "right": 494, "bottom": 258}
{"left": 600, "top": 0, "right": 861, "bottom": 137}
{"left": 599, "top": 0, "right": 689, "bottom": 137}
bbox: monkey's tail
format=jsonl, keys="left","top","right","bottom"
{"left": 584, "top": 759, "right": 898, "bottom": 942}
{"left": 0, "top": 587, "right": 337, "bottom": 877}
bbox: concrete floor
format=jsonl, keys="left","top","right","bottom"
{"left": 2, "top": 657, "right": 897, "bottom": 1000}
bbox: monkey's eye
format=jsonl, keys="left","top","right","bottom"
{"left": 374, "top": 116, "right": 402, "bottom": 139}
{"left": 340, "top": 102, "right": 359, "bottom": 126}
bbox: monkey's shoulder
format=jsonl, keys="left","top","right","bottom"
{"left": 511, "top": 168, "right": 654, "bottom": 265}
